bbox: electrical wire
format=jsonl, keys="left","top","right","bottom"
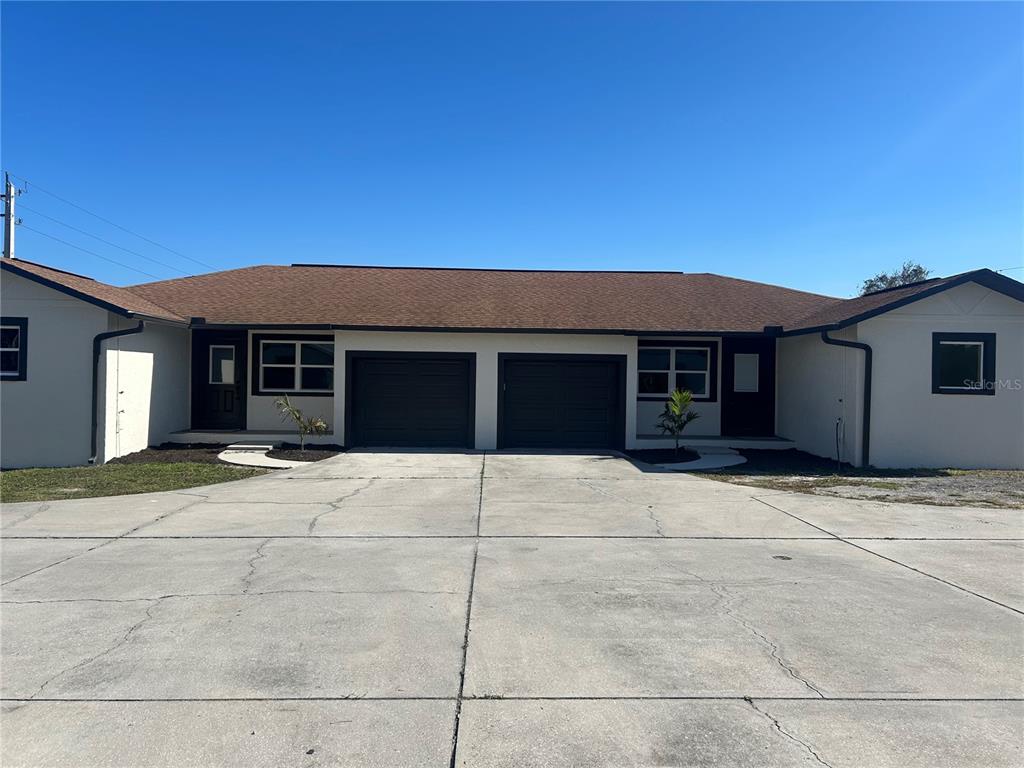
{"left": 6, "top": 171, "right": 216, "bottom": 269}
{"left": 18, "top": 224, "right": 163, "bottom": 280}
{"left": 18, "top": 203, "right": 192, "bottom": 277}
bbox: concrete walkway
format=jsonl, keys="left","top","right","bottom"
{"left": 217, "top": 444, "right": 309, "bottom": 469}
{"left": 2, "top": 450, "right": 1021, "bottom": 767}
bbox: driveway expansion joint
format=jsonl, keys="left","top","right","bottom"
{"left": 753, "top": 496, "right": 1024, "bottom": 617}
{"left": 447, "top": 451, "right": 485, "bottom": 768}
{"left": 745, "top": 697, "right": 833, "bottom": 767}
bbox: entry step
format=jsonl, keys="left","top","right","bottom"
{"left": 225, "top": 442, "right": 278, "bottom": 452}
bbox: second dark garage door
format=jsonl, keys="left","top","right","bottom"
{"left": 346, "top": 353, "right": 475, "bottom": 448}
{"left": 498, "top": 354, "right": 626, "bottom": 450}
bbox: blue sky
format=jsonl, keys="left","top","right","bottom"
{"left": 2, "top": 2, "right": 1021, "bottom": 296}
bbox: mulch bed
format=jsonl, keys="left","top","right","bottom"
{"left": 266, "top": 444, "right": 346, "bottom": 462}
{"left": 107, "top": 443, "right": 231, "bottom": 465}
{"left": 626, "top": 448, "right": 701, "bottom": 465}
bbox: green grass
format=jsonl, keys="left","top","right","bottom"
{"left": 0, "top": 462, "right": 267, "bottom": 503}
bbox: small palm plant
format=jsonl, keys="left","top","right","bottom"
{"left": 656, "top": 388, "right": 701, "bottom": 458}
{"left": 274, "top": 395, "right": 329, "bottom": 451}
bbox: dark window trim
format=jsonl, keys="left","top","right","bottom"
{"left": 636, "top": 339, "right": 718, "bottom": 403}
{"left": 344, "top": 351, "right": 477, "bottom": 448}
{"left": 250, "top": 332, "right": 335, "bottom": 397}
{"left": 0, "top": 316, "right": 28, "bottom": 381}
{"left": 496, "top": 352, "right": 627, "bottom": 451}
{"left": 931, "top": 332, "right": 996, "bottom": 396}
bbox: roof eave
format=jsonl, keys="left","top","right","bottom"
{"left": 779, "top": 269, "right": 1024, "bottom": 337}
{"left": 1, "top": 260, "right": 186, "bottom": 324}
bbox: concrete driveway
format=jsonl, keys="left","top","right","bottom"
{"left": 2, "top": 451, "right": 1022, "bottom": 767}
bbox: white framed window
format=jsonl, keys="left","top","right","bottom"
{"left": 209, "top": 345, "right": 236, "bottom": 385}
{"left": 937, "top": 341, "right": 983, "bottom": 390}
{"left": 932, "top": 332, "right": 995, "bottom": 396}
{"left": 259, "top": 339, "right": 334, "bottom": 393}
{"left": 638, "top": 346, "right": 712, "bottom": 399}
{"left": 0, "top": 317, "right": 27, "bottom": 381}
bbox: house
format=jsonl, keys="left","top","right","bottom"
{"left": 1, "top": 256, "right": 1022, "bottom": 470}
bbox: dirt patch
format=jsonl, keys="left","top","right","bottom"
{"left": 107, "top": 443, "right": 231, "bottom": 465}
{"left": 694, "top": 449, "right": 1024, "bottom": 508}
{"left": 626, "top": 448, "right": 702, "bottom": 465}
{"left": 266, "top": 444, "right": 346, "bottom": 462}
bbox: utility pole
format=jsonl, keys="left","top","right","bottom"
{"left": 2, "top": 172, "right": 18, "bottom": 260}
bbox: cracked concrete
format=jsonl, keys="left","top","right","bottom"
{"left": 307, "top": 478, "right": 377, "bottom": 534}
{"left": 746, "top": 697, "right": 832, "bottom": 767}
{"left": 2, "top": 450, "right": 1022, "bottom": 766}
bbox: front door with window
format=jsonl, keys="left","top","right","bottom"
{"left": 721, "top": 337, "right": 776, "bottom": 437}
{"left": 192, "top": 330, "right": 246, "bottom": 429}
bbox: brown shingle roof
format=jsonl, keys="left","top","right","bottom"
{"left": 129, "top": 265, "right": 838, "bottom": 333}
{"left": 1, "top": 259, "right": 184, "bottom": 322}
{"left": 10, "top": 259, "right": 1019, "bottom": 334}
{"left": 786, "top": 269, "right": 1024, "bottom": 332}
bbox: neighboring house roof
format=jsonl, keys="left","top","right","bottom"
{"left": 0, "top": 258, "right": 185, "bottom": 323}
{"left": 128, "top": 265, "right": 837, "bottom": 333}
{"left": 785, "top": 268, "right": 1024, "bottom": 334}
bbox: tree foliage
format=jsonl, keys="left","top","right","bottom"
{"left": 860, "top": 261, "right": 930, "bottom": 295}
{"left": 656, "top": 388, "right": 701, "bottom": 457}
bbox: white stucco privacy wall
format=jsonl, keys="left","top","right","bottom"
{"left": 858, "top": 284, "right": 1024, "bottom": 469}
{"left": 97, "top": 318, "right": 189, "bottom": 464}
{"left": 776, "top": 327, "right": 862, "bottom": 465}
{"left": 0, "top": 271, "right": 109, "bottom": 468}
{"left": 332, "top": 330, "right": 638, "bottom": 450}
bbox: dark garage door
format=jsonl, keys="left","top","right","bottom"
{"left": 347, "top": 353, "right": 475, "bottom": 447}
{"left": 499, "top": 354, "right": 625, "bottom": 449}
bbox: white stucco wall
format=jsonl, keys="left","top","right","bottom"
{"left": 635, "top": 337, "right": 723, "bottom": 437}
{"left": 332, "top": 331, "right": 638, "bottom": 449}
{"left": 245, "top": 330, "right": 335, "bottom": 432}
{"left": 98, "top": 318, "right": 189, "bottom": 463}
{"left": 858, "top": 284, "right": 1023, "bottom": 469}
{"left": 0, "top": 271, "right": 109, "bottom": 468}
{"left": 776, "top": 327, "right": 862, "bottom": 465}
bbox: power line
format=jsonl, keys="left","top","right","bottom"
{"left": 6, "top": 171, "right": 215, "bottom": 270}
{"left": 18, "top": 224, "right": 163, "bottom": 280}
{"left": 18, "top": 203, "right": 192, "bottom": 277}
{"left": 994, "top": 265, "right": 1022, "bottom": 273}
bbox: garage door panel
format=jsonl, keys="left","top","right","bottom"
{"left": 349, "top": 354, "right": 474, "bottom": 448}
{"left": 500, "top": 355, "right": 624, "bottom": 450}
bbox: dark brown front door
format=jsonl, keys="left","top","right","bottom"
{"left": 192, "top": 330, "right": 246, "bottom": 430}
{"left": 721, "top": 337, "right": 775, "bottom": 437}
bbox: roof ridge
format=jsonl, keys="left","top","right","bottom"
{"left": 128, "top": 264, "right": 273, "bottom": 289}
{"left": 287, "top": 263, "right": 687, "bottom": 275}
{"left": 691, "top": 271, "right": 840, "bottom": 301}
